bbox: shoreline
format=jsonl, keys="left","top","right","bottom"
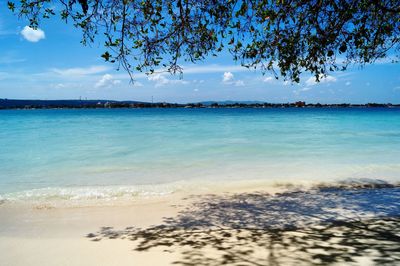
{"left": 1, "top": 183, "right": 400, "bottom": 265}
{"left": 1, "top": 177, "right": 398, "bottom": 208}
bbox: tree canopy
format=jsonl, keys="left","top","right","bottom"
{"left": 8, "top": 0, "right": 400, "bottom": 82}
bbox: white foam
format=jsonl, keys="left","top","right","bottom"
{"left": 1, "top": 177, "right": 398, "bottom": 208}
{"left": 0, "top": 178, "right": 285, "bottom": 207}
{"left": 0, "top": 182, "right": 188, "bottom": 207}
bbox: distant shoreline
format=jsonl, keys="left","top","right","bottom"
{"left": 1, "top": 99, "right": 400, "bottom": 110}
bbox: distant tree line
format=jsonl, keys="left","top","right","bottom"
{"left": 1, "top": 99, "right": 399, "bottom": 110}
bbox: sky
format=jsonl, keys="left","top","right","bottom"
{"left": 1, "top": 5, "right": 400, "bottom": 104}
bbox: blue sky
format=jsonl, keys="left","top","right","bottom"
{"left": 1, "top": 5, "right": 400, "bottom": 104}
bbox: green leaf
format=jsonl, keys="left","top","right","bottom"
{"left": 101, "top": 51, "right": 111, "bottom": 61}
{"left": 7, "top": 2, "right": 15, "bottom": 12}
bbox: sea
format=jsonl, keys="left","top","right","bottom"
{"left": 0, "top": 108, "right": 399, "bottom": 205}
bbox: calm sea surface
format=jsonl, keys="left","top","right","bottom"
{"left": 1, "top": 108, "right": 399, "bottom": 202}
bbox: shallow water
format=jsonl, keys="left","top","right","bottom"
{"left": 0, "top": 108, "right": 399, "bottom": 203}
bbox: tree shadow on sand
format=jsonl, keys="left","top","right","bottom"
{"left": 87, "top": 182, "right": 400, "bottom": 265}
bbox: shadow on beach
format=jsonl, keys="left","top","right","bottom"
{"left": 87, "top": 183, "right": 400, "bottom": 265}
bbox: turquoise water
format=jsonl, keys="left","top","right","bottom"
{"left": 0, "top": 108, "right": 400, "bottom": 203}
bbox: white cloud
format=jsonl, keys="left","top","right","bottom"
{"left": 106, "top": 64, "right": 250, "bottom": 81}
{"left": 95, "top": 74, "right": 121, "bottom": 88}
{"left": 52, "top": 65, "right": 109, "bottom": 77}
{"left": 183, "top": 64, "right": 248, "bottom": 74}
{"left": 136, "top": 64, "right": 248, "bottom": 78}
{"left": 222, "top": 72, "right": 245, "bottom": 86}
{"left": 21, "top": 26, "right": 45, "bottom": 42}
{"left": 52, "top": 83, "right": 66, "bottom": 89}
{"left": 147, "top": 73, "right": 188, "bottom": 87}
{"left": 305, "top": 75, "right": 337, "bottom": 86}
{"left": 262, "top": 76, "right": 274, "bottom": 83}
{"left": 222, "top": 72, "right": 234, "bottom": 83}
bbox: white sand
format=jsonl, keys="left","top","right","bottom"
{"left": 1, "top": 185, "right": 269, "bottom": 266}
{"left": 0, "top": 196, "right": 186, "bottom": 266}
{"left": 1, "top": 184, "right": 398, "bottom": 266}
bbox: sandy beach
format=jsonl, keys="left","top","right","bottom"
{"left": 0, "top": 196, "right": 182, "bottom": 266}
{"left": 2, "top": 0, "right": 400, "bottom": 263}
{"left": 1, "top": 183, "right": 400, "bottom": 266}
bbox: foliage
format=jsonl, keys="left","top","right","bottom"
{"left": 7, "top": 0, "right": 400, "bottom": 82}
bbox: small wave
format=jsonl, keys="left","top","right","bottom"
{"left": 0, "top": 183, "right": 185, "bottom": 207}
{"left": 1, "top": 178, "right": 399, "bottom": 208}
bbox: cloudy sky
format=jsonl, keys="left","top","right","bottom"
{"left": 1, "top": 5, "right": 400, "bottom": 103}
